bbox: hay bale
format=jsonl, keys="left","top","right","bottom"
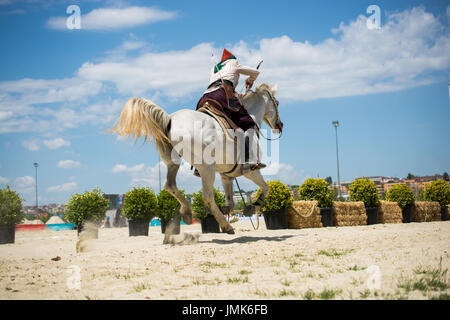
{"left": 287, "top": 201, "right": 322, "bottom": 229}
{"left": 332, "top": 201, "right": 367, "bottom": 226}
{"left": 378, "top": 200, "right": 402, "bottom": 224}
{"left": 413, "top": 201, "right": 441, "bottom": 222}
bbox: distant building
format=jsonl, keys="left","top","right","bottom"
{"left": 409, "top": 174, "right": 443, "bottom": 182}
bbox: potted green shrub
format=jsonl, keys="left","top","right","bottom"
{"left": 122, "top": 187, "right": 158, "bottom": 237}
{"left": 256, "top": 181, "right": 292, "bottom": 230}
{"left": 64, "top": 188, "right": 109, "bottom": 238}
{"left": 424, "top": 180, "right": 450, "bottom": 221}
{"left": 157, "top": 190, "right": 182, "bottom": 234}
{"left": 349, "top": 178, "right": 380, "bottom": 225}
{"left": 192, "top": 188, "right": 225, "bottom": 233}
{"left": 0, "top": 186, "right": 25, "bottom": 244}
{"left": 298, "top": 178, "right": 334, "bottom": 227}
{"left": 385, "top": 184, "right": 415, "bottom": 223}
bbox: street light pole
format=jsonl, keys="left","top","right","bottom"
{"left": 33, "top": 162, "right": 39, "bottom": 213}
{"left": 332, "top": 121, "right": 341, "bottom": 199}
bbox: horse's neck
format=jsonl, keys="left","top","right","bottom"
{"left": 244, "top": 95, "right": 266, "bottom": 128}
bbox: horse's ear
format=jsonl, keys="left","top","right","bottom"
{"left": 271, "top": 84, "right": 278, "bottom": 95}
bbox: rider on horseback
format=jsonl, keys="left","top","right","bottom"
{"left": 195, "top": 49, "right": 266, "bottom": 176}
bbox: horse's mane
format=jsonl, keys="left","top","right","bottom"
{"left": 242, "top": 83, "right": 277, "bottom": 104}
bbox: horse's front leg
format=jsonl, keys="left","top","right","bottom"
{"left": 243, "top": 169, "right": 269, "bottom": 215}
{"left": 198, "top": 165, "right": 234, "bottom": 234}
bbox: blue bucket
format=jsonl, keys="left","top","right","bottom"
{"left": 46, "top": 223, "right": 76, "bottom": 231}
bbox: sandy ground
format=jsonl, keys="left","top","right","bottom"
{"left": 0, "top": 219, "right": 449, "bottom": 300}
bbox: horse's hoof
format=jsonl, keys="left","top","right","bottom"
{"left": 226, "top": 228, "right": 235, "bottom": 235}
{"left": 222, "top": 226, "right": 235, "bottom": 234}
{"left": 243, "top": 205, "right": 256, "bottom": 217}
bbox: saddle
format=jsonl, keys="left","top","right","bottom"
{"left": 197, "top": 99, "right": 240, "bottom": 142}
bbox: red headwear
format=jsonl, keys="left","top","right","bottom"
{"left": 221, "top": 49, "right": 235, "bottom": 62}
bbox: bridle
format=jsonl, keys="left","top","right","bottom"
{"left": 254, "top": 89, "right": 283, "bottom": 141}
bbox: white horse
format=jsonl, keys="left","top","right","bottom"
{"left": 111, "top": 83, "right": 283, "bottom": 234}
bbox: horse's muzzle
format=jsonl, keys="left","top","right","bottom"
{"left": 276, "top": 121, "right": 284, "bottom": 133}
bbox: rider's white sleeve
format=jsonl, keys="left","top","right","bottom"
{"left": 236, "top": 63, "right": 260, "bottom": 81}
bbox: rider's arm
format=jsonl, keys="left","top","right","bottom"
{"left": 236, "top": 63, "right": 260, "bottom": 82}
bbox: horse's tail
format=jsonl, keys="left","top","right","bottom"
{"left": 110, "top": 98, "right": 171, "bottom": 146}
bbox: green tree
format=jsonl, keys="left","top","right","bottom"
{"left": 0, "top": 186, "right": 25, "bottom": 225}
{"left": 256, "top": 181, "right": 293, "bottom": 212}
{"left": 443, "top": 172, "right": 449, "bottom": 182}
{"left": 298, "top": 178, "right": 333, "bottom": 208}
{"left": 325, "top": 176, "right": 333, "bottom": 185}
{"left": 64, "top": 188, "right": 109, "bottom": 225}
{"left": 157, "top": 189, "right": 183, "bottom": 220}
{"left": 121, "top": 187, "right": 158, "bottom": 220}
{"left": 407, "top": 173, "right": 415, "bottom": 179}
{"left": 349, "top": 178, "right": 380, "bottom": 207}
{"left": 424, "top": 180, "right": 450, "bottom": 206}
{"left": 385, "top": 184, "right": 415, "bottom": 208}
{"left": 191, "top": 188, "right": 226, "bottom": 219}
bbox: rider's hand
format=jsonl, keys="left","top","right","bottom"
{"left": 245, "top": 78, "right": 254, "bottom": 89}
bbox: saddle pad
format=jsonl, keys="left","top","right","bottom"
{"left": 197, "top": 99, "right": 240, "bottom": 141}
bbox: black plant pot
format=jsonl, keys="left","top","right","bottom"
{"left": 128, "top": 219, "right": 150, "bottom": 237}
{"left": 441, "top": 206, "right": 448, "bottom": 221}
{"left": 0, "top": 225, "right": 15, "bottom": 244}
{"left": 320, "top": 207, "right": 334, "bottom": 227}
{"left": 365, "top": 207, "right": 379, "bottom": 225}
{"left": 263, "top": 209, "right": 288, "bottom": 230}
{"left": 160, "top": 215, "right": 181, "bottom": 234}
{"left": 200, "top": 215, "right": 221, "bottom": 233}
{"left": 402, "top": 205, "right": 414, "bottom": 223}
{"left": 77, "top": 224, "right": 99, "bottom": 239}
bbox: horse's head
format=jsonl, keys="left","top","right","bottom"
{"left": 246, "top": 83, "right": 283, "bottom": 133}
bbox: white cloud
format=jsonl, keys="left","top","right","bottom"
{"left": 57, "top": 160, "right": 81, "bottom": 169}
{"left": 47, "top": 6, "right": 176, "bottom": 31}
{"left": 261, "top": 163, "right": 306, "bottom": 186}
{"left": 43, "top": 138, "right": 70, "bottom": 149}
{"left": 112, "top": 161, "right": 203, "bottom": 192}
{"left": 0, "top": 176, "right": 10, "bottom": 184}
{"left": 1, "top": 6, "right": 448, "bottom": 136}
{"left": 75, "top": 7, "right": 449, "bottom": 101}
{"left": 13, "top": 176, "right": 35, "bottom": 194}
{"left": 78, "top": 42, "right": 214, "bottom": 97}
{"left": 0, "top": 78, "right": 103, "bottom": 134}
{"left": 21, "top": 139, "right": 40, "bottom": 151}
{"left": 46, "top": 182, "right": 77, "bottom": 193}
{"left": 0, "top": 78, "right": 102, "bottom": 105}
{"left": 112, "top": 163, "right": 146, "bottom": 174}
{"left": 0, "top": 111, "right": 13, "bottom": 120}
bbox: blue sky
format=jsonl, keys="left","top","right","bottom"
{"left": 0, "top": 0, "right": 449, "bottom": 205}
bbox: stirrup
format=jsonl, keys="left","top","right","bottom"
{"left": 250, "top": 163, "right": 266, "bottom": 171}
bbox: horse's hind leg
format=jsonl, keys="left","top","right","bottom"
{"left": 156, "top": 141, "right": 192, "bottom": 225}
{"left": 165, "top": 163, "right": 193, "bottom": 225}
{"left": 198, "top": 165, "right": 234, "bottom": 234}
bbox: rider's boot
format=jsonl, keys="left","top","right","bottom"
{"left": 243, "top": 131, "right": 266, "bottom": 172}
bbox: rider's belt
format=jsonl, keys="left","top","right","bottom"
{"left": 208, "top": 79, "right": 235, "bottom": 99}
